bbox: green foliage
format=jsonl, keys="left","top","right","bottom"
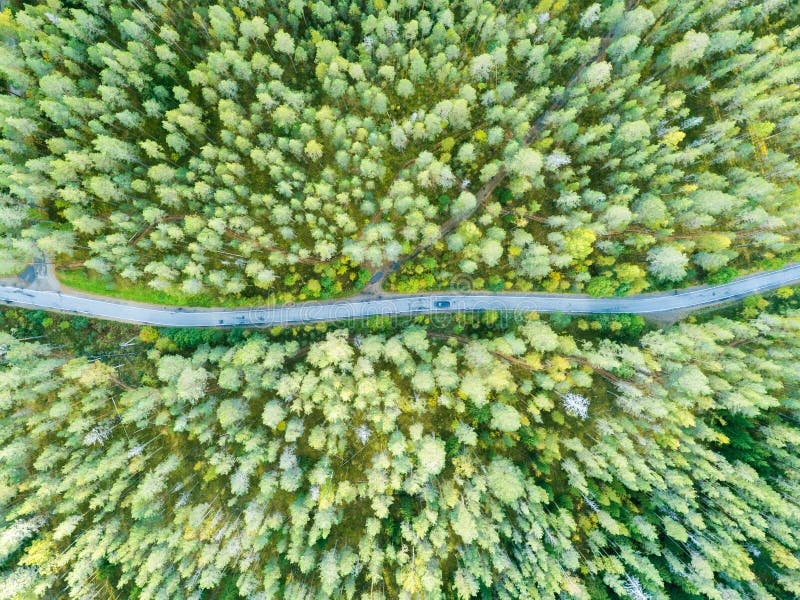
{"left": 2, "top": 2, "right": 800, "bottom": 600}
{"left": 706, "top": 266, "right": 739, "bottom": 285}
{"left": 1, "top": 309, "right": 800, "bottom": 598}
{"left": 586, "top": 276, "right": 618, "bottom": 297}
{"left": 712, "top": 412, "right": 773, "bottom": 475}
{"left": 57, "top": 268, "right": 274, "bottom": 307}
{"left": 0, "top": 0, "right": 796, "bottom": 304}
{"left": 162, "top": 327, "right": 228, "bottom": 350}
{"left": 549, "top": 312, "right": 573, "bottom": 331}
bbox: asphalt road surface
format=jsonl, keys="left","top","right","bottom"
{"left": 1, "top": 264, "right": 799, "bottom": 327}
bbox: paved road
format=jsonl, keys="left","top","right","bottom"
{"left": 1, "top": 264, "right": 799, "bottom": 327}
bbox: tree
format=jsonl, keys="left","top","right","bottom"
{"left": 507, "top": 148, "right": 543, "bottom": 178}
{"left": 647, "top": 246, "right": 689, "bottom": 281}
{"left": 262, "top": 401, "right": 287, "bottom": 429}
{"left": 584, "top": 61, "right": 612, "bottom": 88}
{"left": 304, "top": 139, "right": 324, "bottom": 160}
{"left": 561, "top": 393, "right": 589, "bottom": 419}
{"left": 479, "top": 238, "right": 503, "bottom": 266}
{"left": 669, "top": 30, "right": 710, "bottom": 66}
{"left": 490, "top": 403, "right": 521, "bottom": 431}
{"left": 417, "top": 436, "right": 446, "bottom": 478}
{"left": 274, "top": 29, "right": 295, "bottom": 58}
{"left": 486, "top": 459, "right": 525, "bottom": 504}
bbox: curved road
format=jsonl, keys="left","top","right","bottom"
{"left": 1, "top": 264, "right": 799, "bottom": 327}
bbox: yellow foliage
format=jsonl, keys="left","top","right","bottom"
{"left": 662, "top": 130, "right": 686, "bottom": 147}
{"left": 0, "top": 8, "right": 14, "bottom": 31}
{"left": 677, "top": 411, "right": 696, "bottom": 427}
{"left": 666, "top": 93, "right": 684, "bottom": 109}
{"left": 453, "top": 455, "right": 475, "bottom": 478}
{"left": 64, "top": 359, "right": 115, "bottom": 388}
{"left": 139, "top": 326, "right": 159, "bottom": 343}
{"left": 766, "top": 541, "right": 800, "bottom": 570}
{"left": 563, "top": 228, "right": 596, "bottom": 261}
{"left": 747, "top": 121, "right": 775, "bottom": 139}
{"left": 656, "top": 433, "right": 681, "bottom": 450}
{"left": 697, "top": 233, "right": 732, "bottom": 252}
{"left": 441, "top": 481, "right": 460, "bottom": 508}
{"left": 440, "top": 136, "right": 456, "bottom": 153}
{"left": 524, "top": 352, "right": 542, "bottom": 370}
{"left": 548, "top": 356, "right": 570, "bottom": 380}
{"left": 318, "top": 484, "right": 335, "bottom": 510}
{"left": 614, "top": 262, "right": 646, "bottom": 283}
{"left": 21, "top": 538, "right": 56, "bottom": 569}
{"left": 542, "top": 276, "right": 559, "bottom": 292}
{"left": 128, "top": 455, "right": 145, "bottom": 474}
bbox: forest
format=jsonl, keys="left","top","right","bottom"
{"left": 2, "top": 0, "right": 800, "bottom": 599}
{"left": 1, "top": 292, "right": 800, "bottom": 599}
{"left": 0, "top": 0, "right": 799, "bottom": 302}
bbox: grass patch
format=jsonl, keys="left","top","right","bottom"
{"left": 57, "top": 268, "right": 277, "bottom": 308}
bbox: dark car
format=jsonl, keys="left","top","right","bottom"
{"left": 434, "top": 300, "right": 451, "bottom": 308}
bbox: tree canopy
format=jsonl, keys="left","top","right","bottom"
{"left": 0, "top": 0, "right": 798, "bottom": 301}
{"left": 1, "top": 306, "right": 799, "bottom": 598}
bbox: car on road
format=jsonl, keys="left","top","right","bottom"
{"left": 434, "top": 300, "right": 451, "bottom": 308}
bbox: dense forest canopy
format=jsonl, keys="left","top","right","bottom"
{"left": 2, "top": 1, "right": 800, "bottom": 599}
{"left": 0, "top": 302, "right": 799, "bottom": 599}
{"left": 0, "top": 0, "right": 799, "bottom": 301}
